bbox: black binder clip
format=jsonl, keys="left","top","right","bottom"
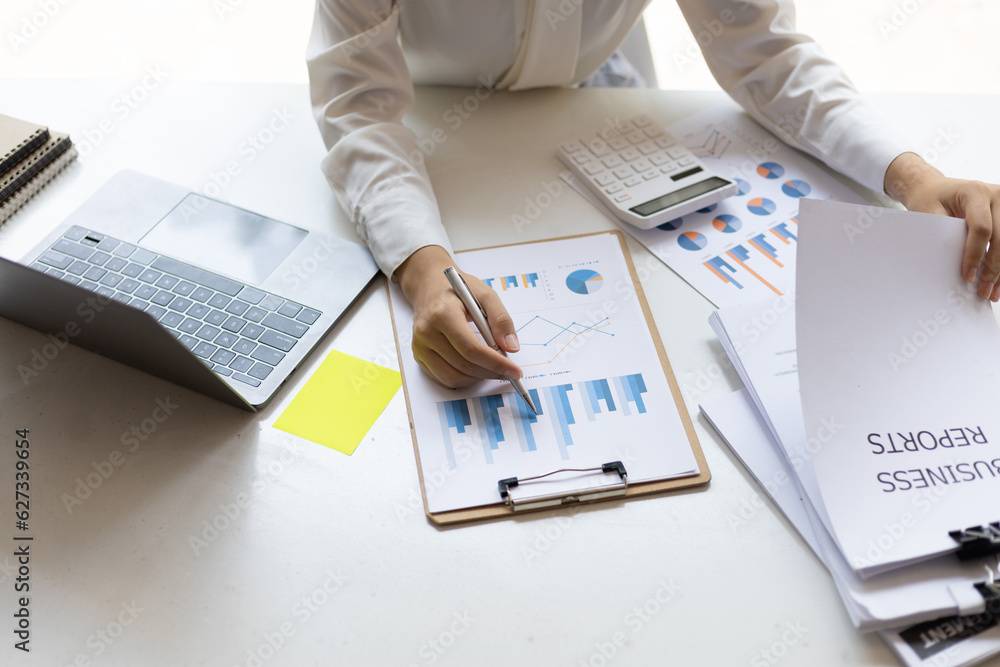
{"left": 497, "top": 461, "right": 628, "bottom": 512}
{"left": 950, "top": 522, "right": 1000, "bottom": 561}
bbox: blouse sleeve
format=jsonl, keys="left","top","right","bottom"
{"left": 674, "top": 0, "right": 912, "bottom": 194}
{"left": 307, "top": 0, "right": 454, "bottom": 278}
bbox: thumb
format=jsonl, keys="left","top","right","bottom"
{"left": 468, "top": 278, "right": 520, "bottom": 353}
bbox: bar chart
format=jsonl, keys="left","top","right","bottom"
{"left": 436, "top": 373, "right": 649, "bottom": 468}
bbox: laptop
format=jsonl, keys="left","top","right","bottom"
{"left": 0, "top": 170, "right": 379, "bottom": 411}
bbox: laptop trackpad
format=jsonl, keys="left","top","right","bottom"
{"left": 140, "top": 194, "right": 308, "bottom": 286}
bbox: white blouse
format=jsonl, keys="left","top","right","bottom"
{"left": 307, "top": 0, "right": 911, "bottom": 277}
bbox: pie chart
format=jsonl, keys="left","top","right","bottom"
{"left": 566, "top": 269, "right": 604, "bottom": 295}
{"left": 735, "top": 178, "right": 751, "bottom": 195}
{"left": 756, "top": 162, "right": 785, "bottom": 179}
{"left": 697, "top": 204, "right": 718, "bottom": 214}
{"left": 747, "top": 197, "right": 776, "bottom": 216}
{"left": 657, "top": 217, "right": 683, "bottom": 231}
{"left": 678, "top": 231, "right": 708, "bottom": 251}
{"left": 781, "top": 179, "right": 811, "bottom": 198}
{"left": 712, "top": 214, "right": 742, "bottom": 233}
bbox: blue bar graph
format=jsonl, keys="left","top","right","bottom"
{"left": 436, "top": 374, "right": 649, "bottom": 465}
{"left": 704, "top": 256, "right": 744, "bottom": 289}
{"left": 439, "top": 399, "right": 472, "bottom": 469}
{"left": 483, "top": 272, "right": 540, "bottom": 290}
{"left": 749, "top": 234, "right": 779, "bottom": 261}
{"left": 771, "top": 222, "right": 797, "bottom": 242}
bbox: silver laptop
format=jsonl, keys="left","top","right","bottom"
{"left": 0, "top": 170, "right": 378, "bottom": 411}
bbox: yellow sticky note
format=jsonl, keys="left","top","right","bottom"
{"left": 273, "top": 350, "right": 401, "bottom": 455}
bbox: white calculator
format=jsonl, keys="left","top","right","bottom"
{"left": 557, "top": 114, "right": 737, "bottom": 229}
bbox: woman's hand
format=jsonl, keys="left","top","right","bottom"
{"left": 885, "top": 152, "right": 1000, "bottom": 301}
{"left": 395, "top": 245, "right": 523, "bottom": 388}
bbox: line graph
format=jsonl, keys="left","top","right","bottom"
{"left": 515, "top": 315, "right": 613, "bottom": 367}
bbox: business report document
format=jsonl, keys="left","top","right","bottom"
{"left": 389, "top": 233, "right": 702, "bottom": 514}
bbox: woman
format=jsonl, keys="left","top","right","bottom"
{"left": 307, "top": 0, "right": 1000, "bottom": 388}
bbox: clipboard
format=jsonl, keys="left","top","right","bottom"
{"left": 388, "top": 230, "right": 710, "bottom": 525}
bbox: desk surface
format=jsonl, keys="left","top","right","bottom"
{"left": 1, "top": 80, "right": 997, "bottom": 666}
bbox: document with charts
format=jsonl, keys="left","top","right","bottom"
{"left": 605, "top": 104, "right": 871, "bottom": 308}
{"left": 388, "top": 232, "right": 706, "bottom": 520}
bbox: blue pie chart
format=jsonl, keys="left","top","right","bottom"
{"left": 678, "top": 231, "right": 708, "bottom": 251}
{"left": 756, "top": 162, "right": 785, "bottom": 179}
{"left": 712, "top": 214, "right": 742, "bottom": 233}
{"left": 656, "top": 217, "right": 683, "bottom": 231}
{"left": 781, "top": 179, "right": 811, "bottom": 198}
{"left": 697, "top": 204, "right": 718, "bottom": 214}
{"left": 747, "top": 197, "right": 776, "bottom": 216}
{"left": 566, "top": 269, "right": 604, "bottom": 295}
{"left": 735, "top": 178, "right": 751, "bottom": 196}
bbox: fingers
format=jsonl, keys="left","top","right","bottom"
{"left": 951, "top": 183, "right": 1000, "bottom": 301}
{"left": 961, "top": 196, "right": 993, "bottom": 293}
{"left": 411, "top": 280, "right": 521, "bottom": 388}
{"left": 467, "top": 277, "right": 521, "bottom": 353}
{"left": 902, "top": 173, "right": 1000, "bottom": 302}
{"left": 977, "top": 200, "right": 1000, "bottom": 302}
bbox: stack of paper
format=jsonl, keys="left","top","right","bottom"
{"left": 701, "top": 199, "right": 1000, "bottom": 666}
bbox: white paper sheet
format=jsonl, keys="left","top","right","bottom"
{"left": 390, "top": 233, "right": 700, "bottom": 513}
{"left": 796, "top": 199, "right": 1000, "bottom": 575}
{"left": 701, "top": 388, "right": 1000, "bottom": 633}
{"left": 567, "top": 104, "right": 871, "bottom": 308}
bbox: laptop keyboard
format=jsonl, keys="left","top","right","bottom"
{"left": 31, "top": 226, "right": 322, "bottom": 389}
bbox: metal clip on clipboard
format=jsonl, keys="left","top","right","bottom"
{"left": 950, "top": 522, "right": 1000, "bottom": 561}
{"left": 497, "top": 461, "right": 628, "bottom": 512}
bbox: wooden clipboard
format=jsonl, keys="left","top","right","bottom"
{"left": 388, "top": 230, "right": 711, "bottom": 525}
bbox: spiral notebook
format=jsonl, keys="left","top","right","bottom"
{"left": 0, "top": 113, "right": 77, "bottom": 224}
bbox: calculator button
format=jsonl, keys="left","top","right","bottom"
{"left": 613, "top": 193, "right": 632, "bottom": 202}
{"left": 666, "top": 146, "right": 687, "bottom": 159}
{"left": 614, "top": 120, "right": 635, "bottom": 133}
{"left": 608, "top": 138, "right": 628, "bottom": 151}
{"left": 560, "top": 140, "right": 584, "bottom": 153}
{"left": 650, "top": 154, "right": 670, "bottom": 166}
{"left": 623, "top": 176, "right": 641, "bottom": 188}
{"left": 571, "top": 152, "right": 591, "bottom": 164}
{"left": 595, "top": 173, "right": 615, "bottom": 186}
{"left": 612, "top": 167, "right": 632, "bottom": 180}
{"left": 632, "top": 158, "right": 653, "bottom": 173}
{"left": 655, "top": 138, "right": 673, "bottom": 149}
{"left": 644, "top": 125, "right": 665, "bottom": 138}
{"left": 626, "top": 131, "right": 645, "bottom": 144}
{"left": 583, "top": 162, "right": 604, "bottom": 175}
{"left": 620, "top": 148, "right": 640, "bottom": 161}
{"left": 632, "top": 115, "right": 652, "bottom": 127}
{"left": 642, "top": 170, "right": 659, "bottom": 180}
{"left": 601, "top": 155, "right": 623, "bottom": 169}
{"left": 604, "top": 183, "right": 623, "bottom": 194}
{"left": 637, "top": 141, "right": 658, "bottom": 155}
{"left": 584, "top": 137, "right": 610, "bottom": 156}
{"left": 677, "top": 156, "right": 696, "bottom": 167}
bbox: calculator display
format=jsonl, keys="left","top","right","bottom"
{"left": 630, "top": 177, "right": 732, "bottom": 217}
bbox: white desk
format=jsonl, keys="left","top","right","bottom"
{"left": 1, "top": 80, "right": 997, "bottom": 666}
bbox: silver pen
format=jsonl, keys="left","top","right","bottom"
{"left": 443, "top": 266, "right": 538, "bottom": 415}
